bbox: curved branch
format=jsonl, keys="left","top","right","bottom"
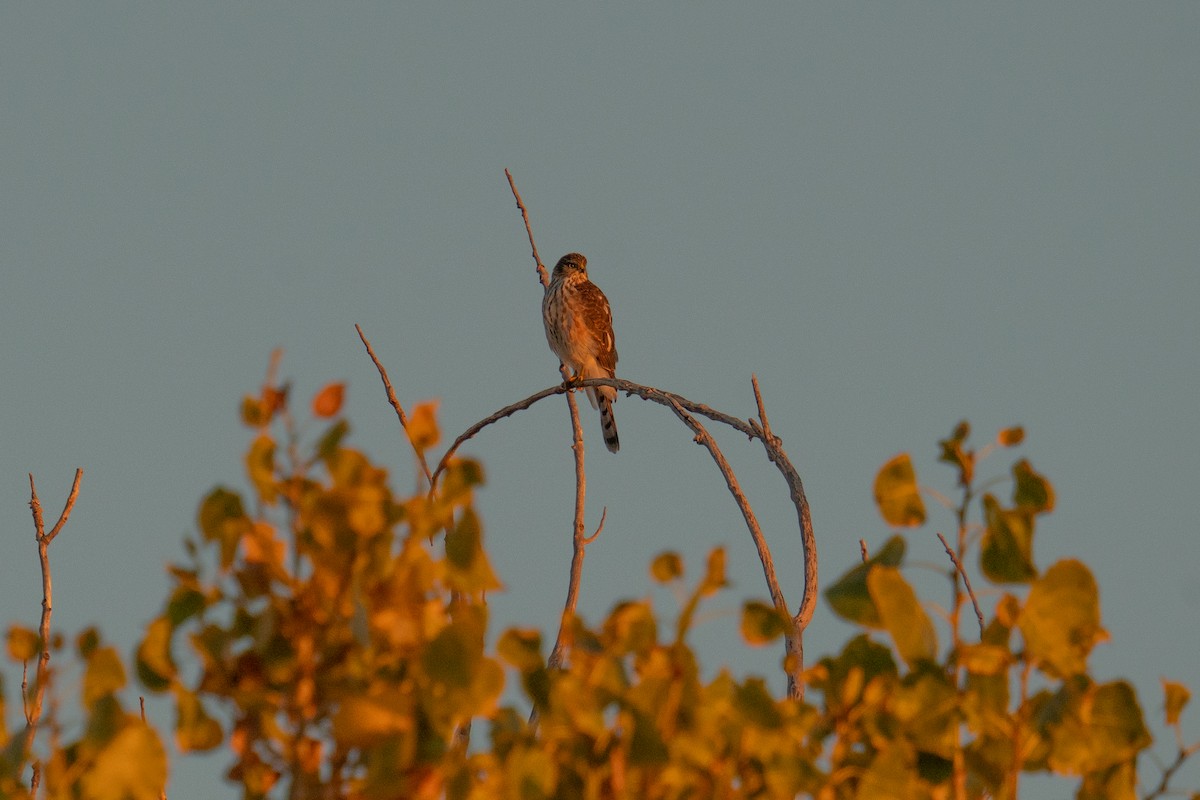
{"left": 431, "top": 375, "right": 818, "bottom": 698}
{"left": 355, "top": 324, "right": 435, "bottom": 489}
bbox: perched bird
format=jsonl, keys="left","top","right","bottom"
{"left": 542, "top": 252, "right": 620, "bottom": 453}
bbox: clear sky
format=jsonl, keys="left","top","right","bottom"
{"left": 2, "top": 4, "right": 1197, "bottom": 794}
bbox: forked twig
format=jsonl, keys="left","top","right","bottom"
{"left": 432, "top": 373, "right": 818, "bottom": 698}
{"left": 24, "top": 469, "right": 84, "bottom": 793}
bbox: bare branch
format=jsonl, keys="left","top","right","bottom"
{"left": 24, "top": 469, "right": 84, "bottom": 793}
{"left": 1143, "top": 740, "right": 1200, "bottom": 800}
{"left": 355, "top": 324, "right": 435, "bottom": 489}
{"left": 937, "top": 531, "right": 984, "bottom": 637}
{"left": 432, "top": 375, "right": 817, "bottom": 698}
{"left": 546, "top": 387, "right": 590, "bottom": 674}
{"left": 584, "top": 507, "right": 608, "bottom": 546}
{"left": 504, "top": 169, "right": 549, "bottom": 288}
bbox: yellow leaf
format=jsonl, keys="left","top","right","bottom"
{"left": 83, "top": 646, "right": 127, "bottom": 706}
{"left": 1012, "top": 459, "right": 1055, "bottom": 514}
{"left": 245, "top": 434, "right": 278, "bottom": 505}
{"left": 6, "top": 625, "right": 39, "bottom": 662}
{"left": 497, "top": 628, "right": 543, "bottom": 672}
{"left": 741, "top": 601, "right": 791, "bottom": 646}
{"left": 136, "top": 617, "right": 176, "bottom": 693}
{"left": 312, "top": 382, "right": 345, "bottom": 418}
{"left": 959, "top": 643, "right": 1010, "bottom": 676}
{"left": 1163, "top": 679, "right": 1191, "bottom": 726}
{"left": 334, "top": 692, "right": 415, "bottom": 748}
{"left": 80, "top": 723, "right": 168, "bottom": 800}
{"left": 874, "top": 454, "right": 926, "bottom": 527}
{"left": 173, "top": 687, "right": 224, "bottom": 752}
{"left": 867, "top": 566, "right": 938, "bottom": 667}
{"left": 980, "top": 494, "right": 1037, "bottom": 584}
{"left": 1018, "top": 559, "right": 1103, "bottom": 678}
{"left": 701, "top": 546, "right": 727, "bottom": 595}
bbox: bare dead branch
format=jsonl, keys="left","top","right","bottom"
{"left": 546, "top": 387, "right": 590, "bottom": 675}
{"left": 1143, "top": 740, "right": 1200, "bottom": 800}
{"left": 505, "top": 168, "right": 549, "bottom": 288}
{"left": 355, "top": 324, "right": 436, "bottom": 489}
{"left": 24, "top": 468, "right": 84, "bottom": 794}
{"left": 937, "top": 531, "right": 985, "bottom": 637}
{"left": 432, "top": 375, "right": 818, "bottom": 699}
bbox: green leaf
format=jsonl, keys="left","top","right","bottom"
{"left": 1163, "top": 679, "right": 1191, "bottom": 726}
{"left": 874, "top": 454, "right": 926, "bottom": 526}
{"left": 867, "top": 566, "right": 937, "bottom": 668}
{"left": 980, "top": 494, "right": 1037, "bottom": 584}
{"left": 1018, "top": 559, "right": 1105, "bottom": 678}
{"left": 80, "top": 723, "right": 168, "bottom": 800}
{"left": 740, "top": 601, "right": 791, "bottom": 646}
{"left": 650, "top": 551, "right": 683, "bottom": 583}
{"left": 1012, "top": 458, "right": 1055, "bottom": 514}
{"left": 825, "top": 535, "right": 906, "bottom": 627}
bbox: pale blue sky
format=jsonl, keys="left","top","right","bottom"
{"left": 3, "top": 4, "right": 1197, "bottom": 794}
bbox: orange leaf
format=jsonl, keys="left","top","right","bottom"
{"left": 312, "top": 382, "right": 345, "bottom": 418}
{"left": 408, "top": 401, "right": 441, "bottom": 451}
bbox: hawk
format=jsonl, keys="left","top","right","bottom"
{"left": 543, "top": 252, "right": 620, "bottom": 452}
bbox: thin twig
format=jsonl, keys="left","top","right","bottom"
{"left": 1143, "top": 741, "right": 1200, "bottom": 800}
{"left": 505, "top": 168, "right": 549, "bottom": 288}
{"left": 937, "top": 532, "right": 984, "bottom": 637}
{"left": 859, "top": 539, "right": 869, "bottom": 563}
{"left": 584, "top": 507, "right": 607, "bottom": 546}
{"left": 24, "top": 469, "right": 84, "bottom": 795}
{"left": 355, "top": 324, "right": 435, "bottom": 489}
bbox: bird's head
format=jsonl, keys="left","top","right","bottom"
{"left": 552, "top": 253, "right": 588, "bottom": 280}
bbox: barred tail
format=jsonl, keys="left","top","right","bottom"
{"left": 598, "top": 396, "right": 620, "bottom": 453}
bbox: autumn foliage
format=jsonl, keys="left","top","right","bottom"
{"left": 2, "top": 374, "right": 1196, "bottom": 799}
